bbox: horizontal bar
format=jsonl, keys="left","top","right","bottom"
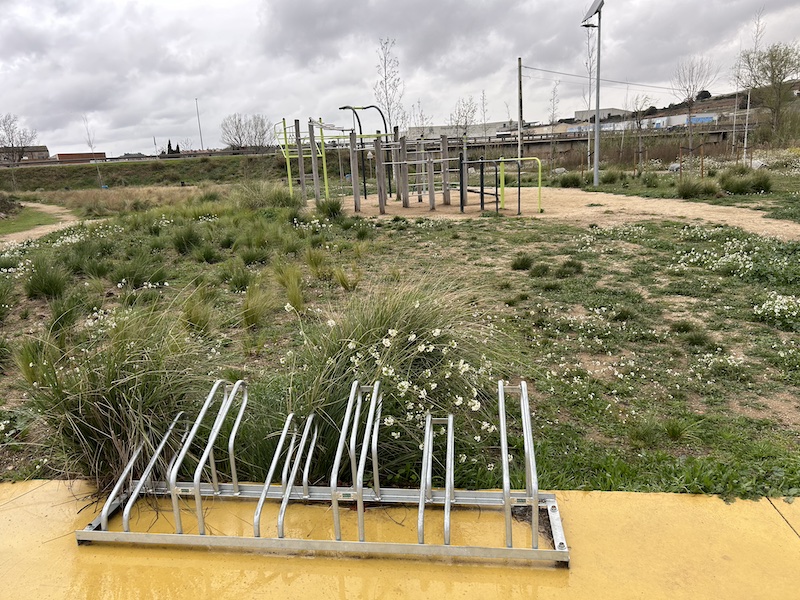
{"left": 136, "top": 481, "right": 557, "bottom": 507}
{"left": 75, "top": 530, "right": 569, "bottom": 563}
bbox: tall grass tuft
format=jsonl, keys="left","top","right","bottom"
{"left": 16, "top": 306, "right": 219, "bottom": 491}
{"left": 285, "top": 280, "right": 514, "bottom": 486}
{"left": 0, "top": 277, "right": 14, "bottom": 322}
{"left": 25, "top": 257, "right": 70, "bottom": 299}
{"left": 317, "top": 198, "right": 343, "bottom": 220}
{"left": 232, "top": 181, "right": 303, "bottom": 210}
{"left": 242, "top": 284, "right": 278, "bottom": 328}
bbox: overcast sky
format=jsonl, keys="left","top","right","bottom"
{"left": 1, "top": 0, "right": 797, "bottom": 157}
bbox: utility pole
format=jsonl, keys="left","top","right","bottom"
{"left": 518, "top": 57, "right": 523, "bottom": 161}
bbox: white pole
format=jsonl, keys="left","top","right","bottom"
{"left": 593, "top": 9, "right": 601, "bottom": 187}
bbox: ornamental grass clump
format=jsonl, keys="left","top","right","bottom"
{"left": 16, "top": 306, "right": 219, "bottom": 491}
{"left": 285, "top": 281, "right": 516, "bottom": 488}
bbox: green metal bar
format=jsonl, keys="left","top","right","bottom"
{"left": 319, "top": 118, "right": 330, "bottom": 200}
{"left": 282, "top": 118, "right": 293, "bottom": 196}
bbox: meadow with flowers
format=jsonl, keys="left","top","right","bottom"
{"left": 1, "top": 178, "right": 800, "bottom": 499}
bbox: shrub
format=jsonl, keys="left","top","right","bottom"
{"left": 677, "top": 178, "right": 700, "bottom": 199}
{"left": 642, "top": 172, "right": 659, "bottom": 188}
{"left": 559, "top": 173, "right": 583, "bottom": 188}
{"left": 600, "top": 170, "right": 621, "bottom": 185}
{"left": 718, "top": 169, "right": 772, "bottom": 195}
{"left": 25, "top": 257, "right": 69, "bottom": 299}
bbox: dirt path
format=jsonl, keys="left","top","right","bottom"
{"left": 346, "top": 187, "right": 800, "bottom": 241}
{"left": 1, "top": 202, "right": 82, "bottom": 246}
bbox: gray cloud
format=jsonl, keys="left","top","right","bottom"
{"left": 0, "top": 0, "right": 797, "bottom": 156}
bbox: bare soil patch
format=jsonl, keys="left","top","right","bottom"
{"left": 345, "top": 188, "right": 800, "bottom": 241}
{"left": 0, "top": 202, "right": 81, "bottom": 246}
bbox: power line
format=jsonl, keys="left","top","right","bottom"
{"left": 522, "top": 64, "right": 673, "bottom": 91}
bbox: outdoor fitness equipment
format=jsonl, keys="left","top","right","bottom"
{"left": 76, "top": 379, "right": 569, "bottom": 565}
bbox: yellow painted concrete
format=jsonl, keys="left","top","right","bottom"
{"left": 770, "top": 496, "right": 800, "bottom": 536}
{"left": 1, "top": 480, "right": 799, "bottom": 599}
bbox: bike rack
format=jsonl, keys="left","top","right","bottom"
{"left": 77, "top": 379, "right": 569, "bottom": 565}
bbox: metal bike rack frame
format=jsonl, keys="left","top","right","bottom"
{"left": 77, "top": 379, "right": 569, "bottom": 565}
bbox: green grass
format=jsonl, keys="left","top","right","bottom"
{"left": 2, "top": 184, "right": 800, "bottom": 500}
{"left": 0, "top": 207, "right": 60, "bottom": 235}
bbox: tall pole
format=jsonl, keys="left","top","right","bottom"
{"left": 593, "top": 9, "right": 601, "bottom": 187}
{"left": 518, "top": 57, "right": 523, "bottom": 161}
{"left": 195, "top": 98, "right": 204, "bottom": 151}
{"left": 339, "top": 106, "right": 367, "bottom": 199}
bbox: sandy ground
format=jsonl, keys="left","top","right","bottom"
{"left": 0, "top": 202, "right": 82, "bottom": 246}
{"left": 4, "top": 190, "right": 800, "bottom": 246}
{"left": 345, "top": 187, "right": 800, "bottom": 241}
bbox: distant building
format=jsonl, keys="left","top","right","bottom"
{"left": 407, "top": 121, "right": 519, "bottom": 140}
{"left": 0, "top": 145, "right": 50, "bottom": 162}
{"left": 55, "top": 152, "right": 106, "bottom": 164}
{"left": 574, "top": 108, "right": 631, "bottom": 122}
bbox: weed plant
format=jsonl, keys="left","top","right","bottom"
{"left": 24, "top": 256, "right": 69, "bottom": 299}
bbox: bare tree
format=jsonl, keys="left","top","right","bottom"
{"left": 671, "top": 56, "right": 717, "bottom": 155}
{"left": 220, "top": 113, "right": 248, "bottom": 149}
{"left": 220, "top": 113, "right": 274, "bottom": 150}
{"left": 630, "top": 94, "right": 652, "bottom": 172}
{"left": 479, "top": 90, "right": 491, "bottom": 138}
{"left": 82, "top": 114, "right": 103, "bottom": 187}
{"left": 373, "top": 38, "right": 406, "bottom": 132}
{"left": 409, "top": 99, "right": 432, "bottom": 137}
{"left": 741, "top": 41, "right": 800, "bottom": 140}
{"left": 248, "top": 114, "right": 275, "bottom": 151}
{"left": 180, "top": 137, "right": 194, "bottom": 152}
{"left": 449, "top": 96, "right": 477, "bottom": 140}
{"left": 0, "top": 114, "right": 37, "bottom": 191}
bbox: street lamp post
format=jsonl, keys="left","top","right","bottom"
{"left": 339, "top": 106, "right": 368, "bottom": 199}
{"left": 582, "top": 0, "right": 604, "bottom": 187}
{"left": 358, "top": 105, "right": 393, "bottom": 197}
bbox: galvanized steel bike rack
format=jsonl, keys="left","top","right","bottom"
{"left": 77, "top": 379, "right": 569, "bottom": 565}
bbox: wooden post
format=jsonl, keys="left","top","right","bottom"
{"left": 294, "top": 119, "right": 306, "bottom": 202}
{"left": 375, "top": 134, "right": 386, "bottom": 215}
{"left": 399, "top": 137, "right": 409, "bottom": 208}
{"left": 308, "top": 121, "right": 321, "bottom": 206}
{"left": 428, "top": 153, "right": 436, "bottom": 210}
{"left": 392, "top": 126, "right": 400, "bottom": 201}
{"left": 416, "top": 142, "right": 424, "bottom": 203}
{"left": 349, "top": 131, "right": 360, "bottom": 212}
{"left": 440, "top": 134, "right": 451, "bottom": 205}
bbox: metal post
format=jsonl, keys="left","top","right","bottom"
{"left": 308, "top": 121, "right": 321, "bottom": 205}
{"left": 459, "top": 152, "right": 465, "bottom": 213}
{"left": 294, "top": 119, "right": 306, "bottom": 202}
{"left": 479, "top": 157, "right": 485, "bottom": 211}
{"left": 339, "top": 106, "right": 367, "bottom": 199}
{"left": 593, "top": 10, "right": 602, "bottom": 187}
{"left": 349, "top": 131, "right": 361, "bottom": 212}
{"left": 518, "top": 57, "right": 523, "bottom": 161}
{"left": 440, "top": 134, "right": 451, "bottom": 205}
{"left": 195, "top": 98, "right": 204, "bottom": 151}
